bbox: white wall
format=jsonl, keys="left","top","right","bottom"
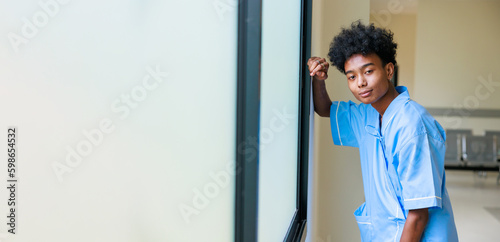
{"left": 413, "top": 0, "right": 500, "bottom": 132}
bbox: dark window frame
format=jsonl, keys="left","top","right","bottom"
{"left": 235, "top": 0, "right": 313, "bottom": 241}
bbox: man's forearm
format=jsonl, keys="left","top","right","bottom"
{"left": 400, "top": 208, "right": 429, "bottom": 242}
{"left": 312, "top": 77, "right": 332, "bottom": 117}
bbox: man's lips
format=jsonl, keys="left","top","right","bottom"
{"left": 359, "top": 89, "right": 372, "bottom": 98}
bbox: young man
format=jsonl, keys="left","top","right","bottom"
{"left": 308, "top": 21, "right": 458, "bottom": 241}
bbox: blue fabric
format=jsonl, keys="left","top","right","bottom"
{"left": 330, "top": 86, "right": 458, "bottom": 241}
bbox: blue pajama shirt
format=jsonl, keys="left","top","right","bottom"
{"left": 330, "top": 86, "right": 458, "bottom": 241}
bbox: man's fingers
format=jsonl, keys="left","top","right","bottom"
{"left": 309, "top": 63, "right": 319, "bottom": 75}
{"left": 308, "top": 57, "right": 329, "bottom": 77}
{"left": 308, "top": 59, "right": 319, "bottom": 69}
{"left": 307, "top": 57, "right": 320, "bottom": 67}
{"left": 311, "top": 65, "right": 324, "bottom": 76}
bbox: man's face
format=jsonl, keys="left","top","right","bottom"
{"left": 344, "top": 53, "right": 394, "bottom": 105}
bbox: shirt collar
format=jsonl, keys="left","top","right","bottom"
{"left": 380, "top": 86, "right": 410, "bottom": 135}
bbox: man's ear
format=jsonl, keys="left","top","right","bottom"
{"left": 385, "top": 62, "right": 395, "bottom": 81}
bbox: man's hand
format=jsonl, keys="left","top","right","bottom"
{"left": 307, "top": 57, "right": 329, "bottom": 81}
{"left": 307, "top": 57, "right": 332, "bottom": 117}
{"left": 400, "top": 208, "right": 429, "bottom": 242}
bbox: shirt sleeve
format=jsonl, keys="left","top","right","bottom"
{"left": 329, "top": 101, "right": 362, "bottom": 148}
{"left": 396, "top": 133, "right": 445, "bottom": 210}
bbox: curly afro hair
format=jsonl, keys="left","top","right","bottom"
{"left": 328, "top": 20, "right": 397, "bottom": 74}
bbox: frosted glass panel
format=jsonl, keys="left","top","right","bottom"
{"left": 258, "top": 0, "right": 302, "bottom": 241}
{"left": 0, "top": 1, "right": 237, "bottom": 241}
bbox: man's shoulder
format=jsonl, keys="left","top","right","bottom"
{"left": 331, "top": 100, "right": 375, "bottom": 118}
{"left": 392, "top": 99, "right": 445, "bottom": 143}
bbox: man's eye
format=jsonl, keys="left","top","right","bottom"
{"left": 348, "top": 75, "right": 355, "bottom": 80}
{"left": 365, "top": 70, "right": 373, "bottom": 74}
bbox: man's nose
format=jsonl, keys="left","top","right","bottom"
{"left": 357, "top": 76, "right": 367, "bottom": 87}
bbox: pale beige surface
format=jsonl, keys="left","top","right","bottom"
{"left": 309, "top": 1, "right": 369, "bottom": 241}
{"left": 446, "top": 170, "right": 500, "bottom": 242}
{"left": 413, "top": 0, "right": 500, "bottom": 109}
{"left": 413, "top": 0, "right": 500, "bottom": 132}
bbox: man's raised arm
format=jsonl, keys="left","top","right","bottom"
{"left": 307, "top": 57, "right": 333, "bottom": 117}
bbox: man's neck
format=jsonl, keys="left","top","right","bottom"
{"left": 371, "top": 85, "right": 399, "bottom": 119}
